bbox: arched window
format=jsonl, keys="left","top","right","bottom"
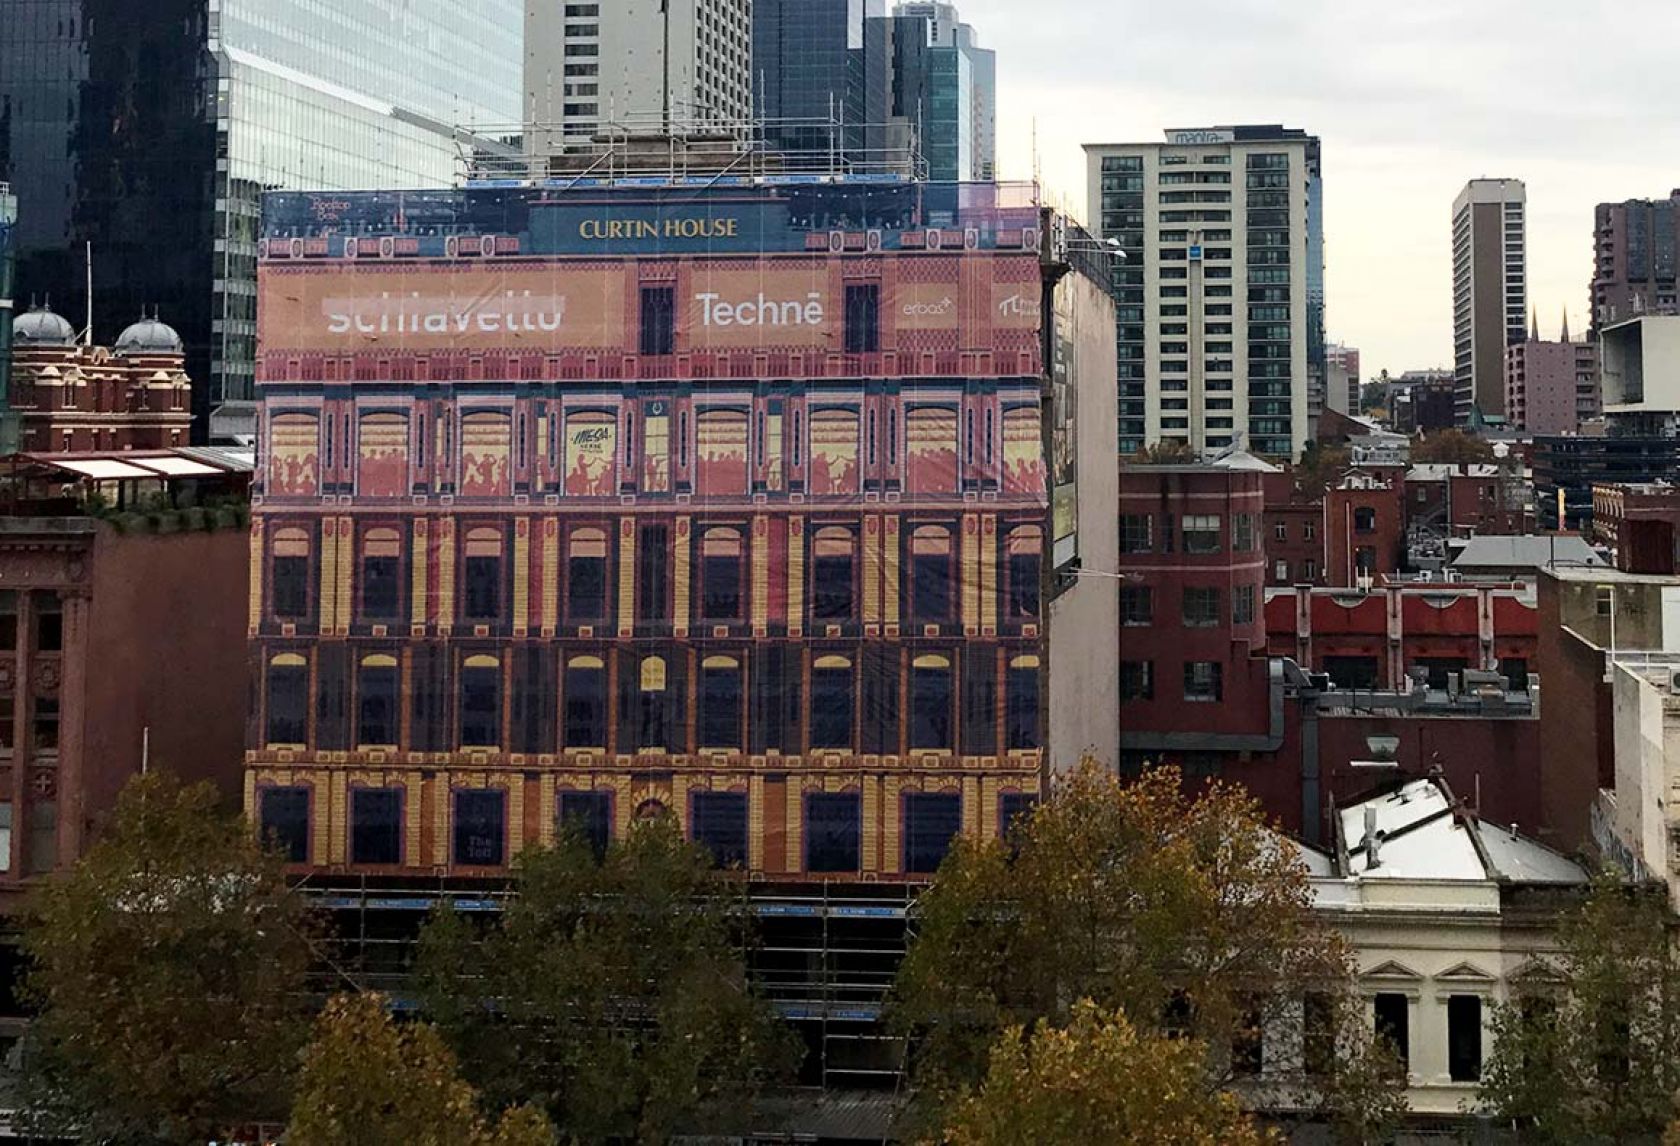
{"left": 459, "top": 654, "right": 501, "bottom": 748}
{"left": 1005, "top": 654, "right": 1041, "bottom": 750}
{"left": 700, "top": 527, "right": 744, "bottom": 621}
{"left": 463, "top": 527, "right": 503, "bottom": 622}
{"left": 810, "top": 527, "right": 856, "bottom": 622}
{"left": 1006, "top": 526, "right": 1042, "bottom": 619}
{"left": 266, "top": 653, "right": 308, "bottom": 745}
{"left": 567, "top": 528, "right": 607, "bottom": 622}
{"left": 699, "top": 655, "right": 743, "bottom": 750}
{"left": 360, "top": 528, "right": 402, "bottom": 621}
{"left": 356, "top": 653, "right": 399, "bottom": 746}
{"left": 564, "top": 655, "right": 607, "bottom": 748}
{"left": 1353, "top": 506, "right": 1377, "bottom": 533}
{"left": 272, "top": 528, "right": 311, "bottom": 619}
{"left": 910, "top": 526, "right": 954, "bottom": 623}
{"left": 910, "top": 654, "right": 953, "bottom": 750}
{"left": 809, "top": 655, "right": 854, "bottom": 750}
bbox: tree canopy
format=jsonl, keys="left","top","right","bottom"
{"left": 935, "top": 1001, "right": 1272, "bottom": 1146}
{"left": 1480, "top": 878, "right": 1680, "bottom": 1143}
{"left": 18, "top": 770, "right": 314, "bottom": 1144}
{"left": 1411, "top": 428, "right": 1495, "bottom": 466}
{"left": 891, "top": 762, "right": 1402, "bottom": 1133}
{"left": 415, "top": 815, "right": 798, "bottom": 1143}
{"left": 288, "top": 992, "right": 553, "bottom": 1146}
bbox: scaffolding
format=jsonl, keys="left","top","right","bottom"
{"left": 456, "top": 112, "right": 928, "bottom": 187}
{"left": 298, "top": 875, "right": 921, "bottom": 1092}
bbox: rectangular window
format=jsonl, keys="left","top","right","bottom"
{"left": 567, "top": 536, "right": 607, "bottom": 622}
{"left": 459, "top": 661, "right": 502, "bottom": 748}
{"left": 28, "top": 799, "right": 55, "bottom": 875}
{"left": 1374, "top": 993, "right": 1410, "bottom": 1071}
{"left": 361, "top": 551, "right": 401, "bottom": 620}
{"left": 1231, "top": 996, "right": 1264, "bottom": 1077}
{"left": 1121, "top": 585, "right": 1153, "bottom": 626}
{"left": 636, "top": 523, "right": 669, "bottom": 624}
{"left": 1304, "top": 992, "right": 1336, "bottom": 1077}
{"left": 1120, "top": 514, "right": 1152, "bottom": 554}
{"left": 1233, "top": 584, "right": 1255, "bottom": 625}
{"left": 0, "top": 801, "right": 10, "bottom": 872}
{"left": 33, "top": 595, "right": 61, "bottom": 652}
{"left": 259, "top": 787, "right": 310, "bottom": 863}
{"left": 559, "top": 790, "right": 612, "bottom": 860}
{"left": 903, "top": 792, "right": 962, "bottom": 874}
{"left": 1447, "top": 995, "right": 1483, "bottom": 1082}
{"left": 1274, "top": 561, "right": 1289, "bottom": 581}
{"left": 356, "top": 660, "right": 400, "bottom": 746}
{"left": 350, "top": 788, "right": 402, "bottom": 865}
{"left": 640, "top": 287, "right": 675, "bottom": 356}
{"left": 1234, "top": 513, "right": 1254, "bottom": 552}
{"left": 453, "top": 789, "right": 506, "bottom": 866}
{"left": 1323, "top": 656, "right": 1380, "bottom": 690}
{"left": 0, "top": 592, "right": 16, "bottom": 650}
{"left": 999, "top": 792, "right": 1037, "bottom": 842}
{"left": 1184, "top": 661, "right": 1223, "bottom": 702}
{"left": 463, "top": 554, "right": 501, "bottom": 622}
{"left": 809, "top": 661, "right": 854, "bottom": 749}
{"left": 698, "top": 660, "right": 743, "bottom": 749}
{"left": 911, "top": 546, "right": 952, "bottom": 622}
{"left": 1120, "top": 660, "right": 1154, "bottom": 701}
{"left": 564, "top": 661, "right": 607, "bottom": 748}
{"left": 267, "top": 659, "right": 310, "bottom": 745}
{"left": 273, "top": 554, "right": 310, "bottom": 618}
{"left": 1182, "top": 587, "right": 1221, "bottom": 627}
{"left": 691, "top": 790, "right": 748, "bottom": 868}
{"left": 1182, "top": 514, "right": 1221, "bottom": 553}
{"left": 1304, "top": 559, "right": 1319, "bottom": 581}
{"left": 1005, "top": 664, "right": 1039, "bottom": 750}
{"left": 806, "top": 791, "right": 862, "bottom": 873}
{"left": 1303, "top": 521, "right": 1316, "bottom": 542}
{"left": 843, "top": 284, "right": 881, "bottom": 354}
{"left": 1273, "top": 522, "right": 1288, "bottom": 542}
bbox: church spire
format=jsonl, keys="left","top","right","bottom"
{"left": 1530, "top": 308, "right": 1539, "bottom": 342}
{"left": 1561, "top": 306, "right": 1571, "bottom": 343}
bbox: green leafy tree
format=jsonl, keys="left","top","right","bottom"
{"left": 1411, "top": 427, "right": 1494, "bottom": 466}
{"left": 1480, "top": 878, "right": 1680, "bottom": 1143}
{"left": 891, "top": 761, "right": 1403, "bottom": 1133}
{"left": 1293, "top": 441, "right": 1352, "bottom": 495}
{"left": 288, "top": 992, "right": 553, "bottom": 1146}
{"left": 1129, "top": 440, "right": 1199, "bottom": 465}
{"left": 416, "top": 816, "right": 798, "bottom": 1143}
{"left": 18, "top": 770, "right": 314, "bottom": 1143}
{"left": 935, "top": 1000, "right": 1273, "bottom": 1145}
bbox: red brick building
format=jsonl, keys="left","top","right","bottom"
{"left": 0, "top": 449, "right": 251, "bottom": 906}
{"left": 10, "top": 308, "right": 194, "bottom": 453}
{"left": 1264, "top": 584, "right": 1537, "bottom": 691}
{"left": 1592, "top": 482, "right": 1680, "bottom": 573}
{"left": 1263, "top": 470, "right": 1404, "bottom": 588}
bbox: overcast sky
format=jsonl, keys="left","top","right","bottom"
{"left": 959, "top": 0, "right": 1680, "bottom": 376}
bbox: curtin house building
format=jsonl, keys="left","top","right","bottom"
{"left": 244, "top": 176, "right": 1117, "bottom": 883}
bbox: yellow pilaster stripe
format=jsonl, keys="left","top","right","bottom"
{"left": 673, "top": 517, "right": 692, "bottom": 637}
{"left": 787, "top": 516, "right": 804, "bottom": 636}
{"left": 540, "top": 518, "right": 559, "bottom": 634}
{"left": 884, "top": 515, "right": 901, "bottom": 625}
{"left": 329, "top": 771, "right": 348, "bottom": 865}
{"left": 862, "top": 515, "right": 881, "bottom": 624}
{"left": 786, "top": 783, "right": 803, "bottom": 875}
{"left": 882, "top": 775, "right": 901, "bottom": 875}
{"left": 748, "top": 774, "right": 765, "bottom": 872}
{"left": 433, "top": 771, "right": 451, "bottom": 865}
{"left": 617, "top": 524, "right": 636, "bottom": 634}
{"left": 507, "top": 774, "right": 526, "bottom": 859}
{"left": 962, "top": 513, "right": 980, "bottom": 631}
{"left": 513, "top": 518, "right": 531, "bottom": 636}
{"left": 411, "top": 519, "right": 429, "bottom": 630}
{"left": 318, "top": 520, "right": 339, "bottom": 635}
{"left": 981, "top": 514, "right": 998, "bottom": 631}
{"left": 750, "top": 515, "right": 769, "bottom": 631}
{"left": 406, "top": 771, "right": 424, "bottom": 866}
{"left": 539, "top": 774, "right": 556, "bottom": 847}
{"left": 436, "top": 518, "right": 456, "bottom": 633}
{"left": 336, "top": 515, "right": 355, "bottom": 632}
{"left": 862, "top": 775, "right": 880, "bottom": 873}
{"left": 962, "top": 775, "right": 981, "bottom": 839}
{"left": 247, "top": 516, "right": 264, "bottom": 635}
{"left": 981, "top": 775, "right": 1000, "bottom": 840}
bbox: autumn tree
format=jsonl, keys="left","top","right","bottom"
{"left": 935, "top": 1000, "right": 1272, "bottom": 1145}
{"left": 288, "top": 992, "right": 553, "bottom": 1146}
{"left": 890, "top": 762, "right": 1403, "bottom": 1132}
{"left": 1479, "top": 878, "right": 1680, "bottom": 1143}
{"left": 1292, "top": 441, "right": 1352, "bottom": 495}
{"left": 415, "top": 815, "right": 798, "bottom": 1143}
{"left": 17, "top": 770, "right": 314, "bottom": 1143}
{"left": 1410, "top": 427, "right": 1494, "bottom": 466}
{"left": 1129, "top": 439, "right": 1198, "bottom": 465}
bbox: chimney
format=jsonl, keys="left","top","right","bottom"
{"left": 1362, "top": 805, "right": 1382, "bottom": 868}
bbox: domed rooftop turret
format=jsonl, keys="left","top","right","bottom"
{"left": 13, "top": 305, "right": 77, "bottom": 347}
{"left": 113, "top": 315, "right": 183, "bottom": 356}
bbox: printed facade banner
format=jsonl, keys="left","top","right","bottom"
{"left": 808, "top": 408, "right": 860, "bottom": 496}
{"left": 905, "top": 406, "right": 959, "bottom": 494}
{"left": 695, "top": 409, "right": 749, "bottom": 497}
{"left": 563, "top": 411, "right": 617, "bottom": 497}
{"left": 1002, "top": 406, "right": 1045, "bottom": 496}
{"left": 358, "top": 413, "right": 408, "bottom": 497}
{"left": 459, "top": 412, "right": 511, "bottom": 497}
{"left": 268, "top": 413, "right": 320, "bottom": 496}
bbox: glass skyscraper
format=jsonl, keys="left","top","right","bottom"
{"left": 0, "top": 0, "right": 520, "bottom": 427}
{"left": 876, "top": 3, "right": 995, "bottom": 183}
{"left": 753, "top": 0, "right": 888, "bottom": 159}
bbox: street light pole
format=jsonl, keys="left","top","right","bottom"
{"left": 661, "top": 0, "right": 672, "bottom": 137}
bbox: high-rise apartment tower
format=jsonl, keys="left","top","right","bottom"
{"left": 1451, "top": 179, "right": 1528, "bottom": 427}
